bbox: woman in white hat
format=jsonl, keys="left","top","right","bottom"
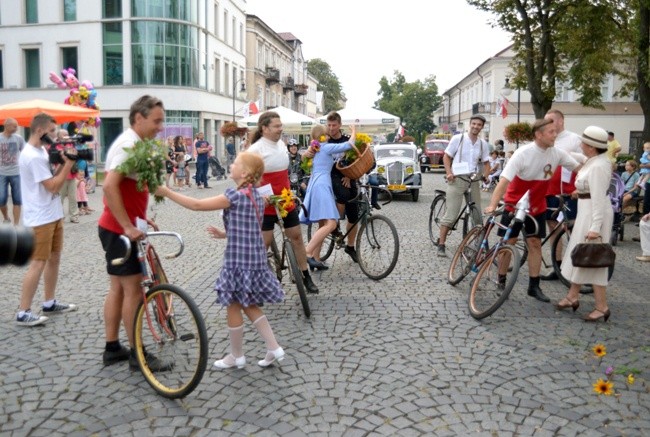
{"left": 555, "top": 126, "right": 614, "bottom": 322}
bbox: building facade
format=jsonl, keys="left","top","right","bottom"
{"left": 433, "top": 46, "right": 644, "bottom": 153}
{"left": 0, "top": 0, "right": 318, "bottom": 161}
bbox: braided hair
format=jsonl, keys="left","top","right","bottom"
{"left": 236, "top": 152, "right": 265, "bottom": 189}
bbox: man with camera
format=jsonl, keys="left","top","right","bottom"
{"left": 16, "top": 113, "right": 78, "bottom": 326}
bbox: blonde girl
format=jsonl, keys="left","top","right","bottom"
{"left": 156, "top": 152, "right": 286, "bottom": 369}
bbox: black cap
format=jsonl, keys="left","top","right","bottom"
{"left": 470, "top": 114, "right": 486, "bottom": 124}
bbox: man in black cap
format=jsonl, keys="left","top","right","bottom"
{"left": 436, "top": 114, "right": 491, "bottom": 257}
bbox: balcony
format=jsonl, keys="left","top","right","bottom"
{"left": 265, "top": 67, "right": 280, "bottom": 85}
{"left": 283, "top": 76, "right": 294, "bottom": 91}
{"left": 294, "top": 83, "right": 308, "bottom": 95}
{"left": 472, "top": 102, "right": 492, "bottom": 115}
{"left": 438, "top": 116, "right": 450, "bottom": 124}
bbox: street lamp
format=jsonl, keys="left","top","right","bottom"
{"left": 232, "top": 78, "right": 247, "bottom": 122}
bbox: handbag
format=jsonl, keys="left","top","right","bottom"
{"left": 570, "top": 238, "right": 616, "bottom": 268}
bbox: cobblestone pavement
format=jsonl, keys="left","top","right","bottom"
{"left": 1, "top": 171, "right": 649, "bottom": 436}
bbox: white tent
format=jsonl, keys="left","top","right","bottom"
{"left": 237, "top": 106, "right": 317, "bottom": 134}
{"left": 317, "top": 107, "right": 400, "bottom": 134}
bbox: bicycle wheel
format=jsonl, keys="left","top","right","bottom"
{"left": 468, "top": 245, "right": 521, "bottom": 320}
{"left": 462, "top": 205, "right": 483, "bottom": 237}
{"left": 284, "top": 240, "right": 311, "bottom": 318}
{"left": 133, "top": 284, "right": 208, "bottom": 399}
{"left": 357, "top": 215, "right": 399, "bottom": 280}
{"left": 268, "top": 238, "right": 283, "bottom": 281}
{"left": 551, "top": 227, "right": 613, "bottom": 288}
{"left": 448, "top": 225, "right": 483, "bottom": 285}
{"left": 428, "top": 194, "right": 446, "bottom": 244}
{"left": 306, "top": 223, "right": 335, "bottom": 262}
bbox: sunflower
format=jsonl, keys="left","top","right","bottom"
{"left": 593, "top": 378, "right": 614, "bottom": 395}
{"left": 627, "top": 374, "right": 635, "bottom": 385}
{"left": 592, "top": 344, "right": 607, "bottom": 358}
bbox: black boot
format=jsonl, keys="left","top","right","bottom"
{"left": 527, "top": 277, "right": 550, "bottom": 302}
{"left": 302, "top": 271, "right": 319, "bottom": 294}
{"left": 541, "top": 263, "right": 560, "bottom": 281}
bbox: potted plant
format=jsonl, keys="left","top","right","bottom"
{"left": 503, "top": 122, "right": 534, "bottom": 144}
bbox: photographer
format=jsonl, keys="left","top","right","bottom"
{"left": 16, "top": 113, "right": 78, "bottom": 326}
{"left": 56, "top": 129, "right": 80, "bottom": 223}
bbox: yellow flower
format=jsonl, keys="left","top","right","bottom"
{"left": 592, "top": 344, "right": 606, "bottom": 358}
{"left": 627, "top": 374, "right": 635, "bottom": 385}
{"left": 319, "top": 135, "right": 327, "bottom": 142}
{"left": 593, "top": 378, "right": 614, "bottom": 395}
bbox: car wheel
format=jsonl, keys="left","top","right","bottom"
{"left": 411, "top": 189, "right": 419, "bottom": 202}
{"left": 420, "top": 166, "right": 426, "bottom": 173}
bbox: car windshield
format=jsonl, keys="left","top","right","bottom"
{"left": 376, "top": 147, "right": 416, "bottom": 160}
{"left": 426, "top": 141, "right": 447, "bottom": 152}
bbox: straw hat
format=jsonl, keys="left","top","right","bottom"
{"left": 580, "top": 126, "right": 608, "bottom": 150}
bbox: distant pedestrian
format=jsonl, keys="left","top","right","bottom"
{"left": 0, "top": 117, "right": 24, "bottom": 225}
{"left": 156, "top": 152, "right": 286, "bottom": 369}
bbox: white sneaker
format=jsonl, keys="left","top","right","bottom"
{"left": 16, "top": 310, "right": 48, "bottom": 326}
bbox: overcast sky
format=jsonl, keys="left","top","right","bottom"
{"left": 246, "top": 0, "right": 513, "bottom": 108}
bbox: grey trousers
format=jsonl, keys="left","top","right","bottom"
{"left": 440, "top": 177, "right": 482, "bottom": 228}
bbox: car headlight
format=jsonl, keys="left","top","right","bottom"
{"left": 377, "top": 166, "right": 385, "bottom": 174}
{"left": 405, "top": 165, "right": 414, "bottom": 175}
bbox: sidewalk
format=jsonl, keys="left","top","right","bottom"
{"left": 0, "top": 172, "right": 648, "bottom": 436}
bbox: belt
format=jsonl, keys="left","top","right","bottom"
{"left": 577, "top": 193, "right": 591, "bottom": 199}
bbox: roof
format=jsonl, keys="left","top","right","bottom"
{"left": 278, "top": 32, "right": 302, "bottom": 44}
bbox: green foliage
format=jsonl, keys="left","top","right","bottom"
{"left": 307, "top": 58, "right": 343, "bottom": 113}
{"left": 503, "top": 122, "right": 534, "bottom": 144}
{"left": 616, "top": 153, "right": 635, "bottom": 163}
{"left": 375, "top": 71, "right": 440, "bottom": 143}
{"left": 116, "top": 139, "right": 167, "bottom": 203}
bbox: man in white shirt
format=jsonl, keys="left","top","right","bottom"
{"left": 436, "top": 114, "right": 491, "bottom": 257}
{"left": 16, "top": 113, "right": 78, "bottom": 326}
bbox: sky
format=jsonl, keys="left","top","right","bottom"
{"left": 246, "top": 0, "right": 513, "bottom": 108}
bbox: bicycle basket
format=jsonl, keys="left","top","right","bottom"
{"left": 336, "top": 144, "right": 375, "bottom": 179}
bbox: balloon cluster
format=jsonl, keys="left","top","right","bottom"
{"left": 49, "top": 67, "right": 101, "bottom": 128}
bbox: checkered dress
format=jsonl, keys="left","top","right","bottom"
{"left": 215, "top": 187, "right": 285, "bottom": 307}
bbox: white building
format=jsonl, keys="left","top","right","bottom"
{"left": 0, "top": 0, "right": 316, "bottom": 161}
{"left": 433, "top": 45, "right": 644, "bottom": 153}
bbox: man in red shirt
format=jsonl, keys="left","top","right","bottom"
{"left": 98, "top": 95, "right": 167, "bottom": 369}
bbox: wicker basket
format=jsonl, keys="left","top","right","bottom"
{"left": 336, "top": 144, "right": 375, "bottom": 179}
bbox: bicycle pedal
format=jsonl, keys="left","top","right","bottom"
{"left": 180, "top": 334, "right": 195, "bottom": 341}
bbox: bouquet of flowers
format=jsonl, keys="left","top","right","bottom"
{"left": 338, "top": 132, "right": 372, "bottom": 167}
{"left": 503, "top": 122, "right": 533, "bottom": 144}
{"left": 116, "top": 138, "right": 167, "bottom": 203}
{"left": 300, "top": 137, "right": 324, "bottom": 175}
{"left": 268, "top": 188, "right": 295, "bottom": 218}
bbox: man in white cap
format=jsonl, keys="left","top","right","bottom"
{"left": 485, "top": 119, "right": 581, "bottom": 302}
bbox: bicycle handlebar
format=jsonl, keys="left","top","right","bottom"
{"left": 110, "top": 231, "right": 185, "bottom": 266}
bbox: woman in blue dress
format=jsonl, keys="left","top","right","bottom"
{"left": 299, "top": 124, "right": 356, "bottom": 270}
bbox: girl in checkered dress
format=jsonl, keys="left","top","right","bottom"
{"left": 156, "top": 152, "right": 286, "bottom": 369}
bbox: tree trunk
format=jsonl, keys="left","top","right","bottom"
{"left": 637, "top": 3, "right": 650, "bottom": 158}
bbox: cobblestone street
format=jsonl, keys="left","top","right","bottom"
{"left": 1, "top": 171, "right": 649, "bottom": 436}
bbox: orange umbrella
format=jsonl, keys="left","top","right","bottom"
{"left": 0, "top": 99, "right": 99, "bottom": 127}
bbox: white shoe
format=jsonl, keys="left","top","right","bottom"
{"left": 258, "top": 347, "right": 285, "bottom": 367}
{"left": 213, "top": 354, "right": 246, "bottom": 369}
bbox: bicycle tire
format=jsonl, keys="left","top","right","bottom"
{"left": 428, "top": 194, "right": 446, "bottom": 244}
{"left": 448, "top": 225, "right": 483, "bottom": 285}
{"left": 551, "top": 227, "right": 613, "bottom": 288}
{"left": 468, "top": 245, "right": 521, "bottom": 320}
{"left": 462, "top": 205, "right": 483, "bottom": 237}
{"left": 133, "top": 284, "right": 208, "bottom": 399}
{"left": 306, "top": 223, "right": 335, "bottom": 262}
{"left": 284, "top": 240, "right": 311, "bottom": 318}
{"left": 268, "top": 238, "right": 283, "bottom": 281}
{"left": 357, "top": 215, "right": 399, "bottom": 280}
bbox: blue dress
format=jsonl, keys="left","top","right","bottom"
{"left": 214, "top": 187, "right": 285, "bottom": 307}
{"left": 299, "top": 141, "right": 352, "bottom": 224}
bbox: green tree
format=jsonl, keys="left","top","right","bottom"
{"left": 375, "top": 71, "right": 440, "bottom": 144}
{"left": 307, "top": 58, "right": 343, "bottom": 113}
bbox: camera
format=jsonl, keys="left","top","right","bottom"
{"left": 0, "top": 225, "right": 34, "bottom": 266}
{"left": 41, "top": 133, "right": 94, "bottom": 165}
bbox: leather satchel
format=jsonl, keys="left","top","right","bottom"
{"left": 570, "top": 239, "right": 616, "bottom": 268}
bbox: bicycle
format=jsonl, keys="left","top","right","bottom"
{"left": 306, "top": 182, "right": 399, "bottom": 280}
{"left": 447, "top": 194, "right": 532, "bottom": 319}
{"left": 267, "top": 198, "right": 311, "bottom": 318}
{"left": 113, "top": 231, "right": 208, "bottom": 399}
{"left": 428, "top": 173, "right": 483, "bottom": 245}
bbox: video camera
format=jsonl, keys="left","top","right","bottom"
{"left": 41, "top": 133, "right": 94, "bottom": 165}
{"left": 0, "top": 225, "right": 34, "bottom": 266}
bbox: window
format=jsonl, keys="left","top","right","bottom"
{"left": 24, "top": 48, "right": 40, "bottom": 88}
{"left": 132, "top": 0, "right": 197, "bottom": 22}
{"left": 61, "top": 47, "right": 78, "bottom": 76}
{"left": 231, "top": 17, "right": 236, "bottom": 48}
{"left": 63, "top": 0, "right": 76, "bottom": 21}
{"left": 103, "top": 22, "right": 123, "bottom": 85}
{"left": 214, "top": 2, "right": 219, "bottom": 36}
{"left": 0, "top": 51, "right": 3, "bottom": 88}
{"left": 103, "top": 0, "right": 122, "bottom": 18}
{"left": 25, "top": 0, "right": 38, "bottom": 23}
{"left": 239, "top": 23, "right": 243, "bottom": 52}
{"left": 214, "top": 58, "right": 221, "bottom": 93}
{"left": 223, "top": 11, "right": 228, "bottom": 41}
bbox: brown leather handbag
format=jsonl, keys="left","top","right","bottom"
{"left": 570, "top": 238, "right": 616, "bottom": 268}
